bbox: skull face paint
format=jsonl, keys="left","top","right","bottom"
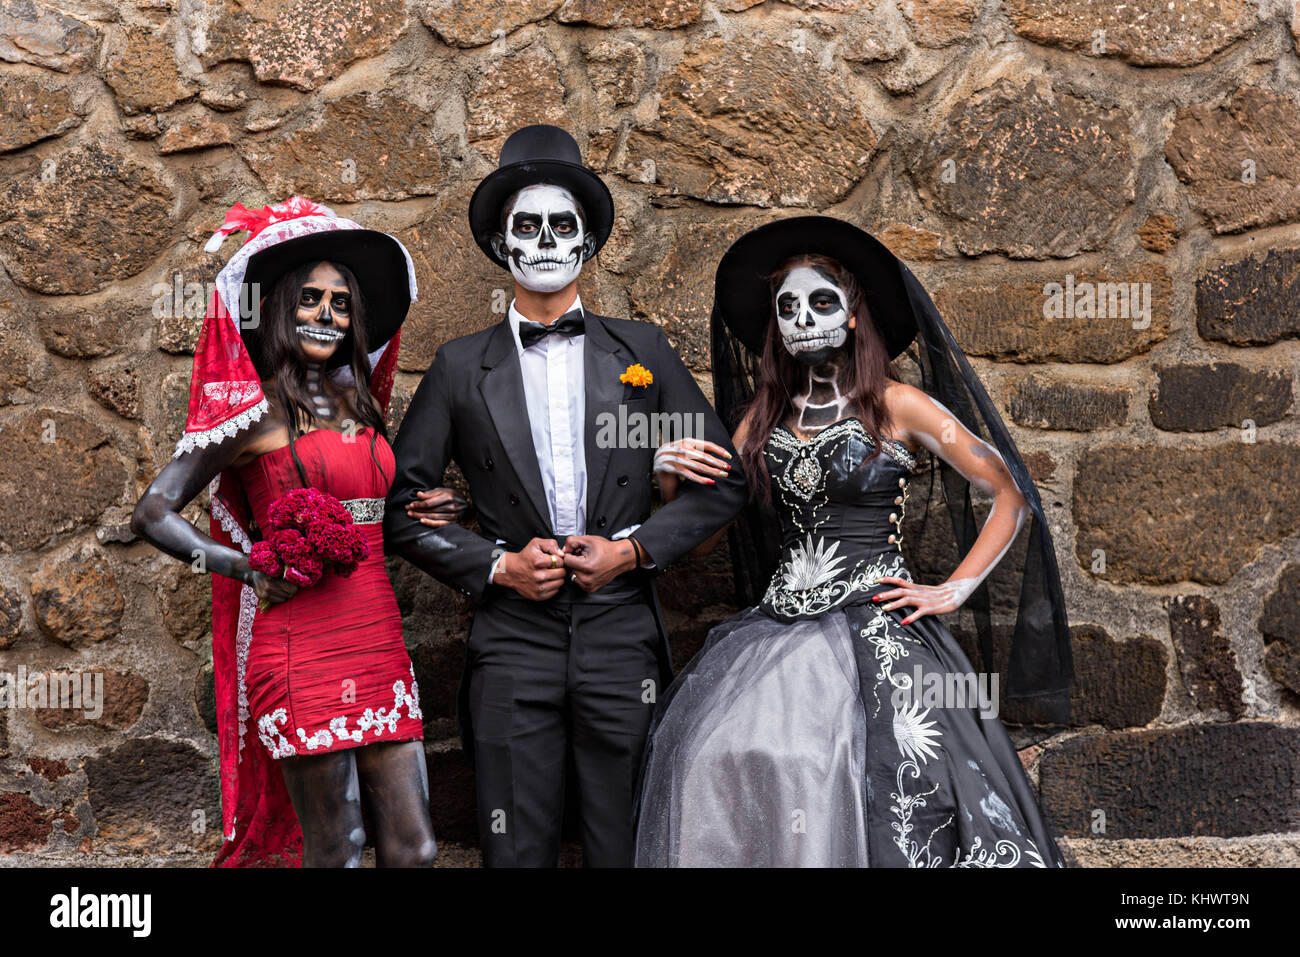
{"left": 492, "top": 184, "right": 592, "bottom": 294}
{"left": 294, "top": 261, "right": 351, "bottom": 364}
{"left": 776, "top": 266, "right": 850, "bottom": 366}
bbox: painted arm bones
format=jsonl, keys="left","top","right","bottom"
{"left": 876, "top": 387, "right": 1029, "bottom": 626}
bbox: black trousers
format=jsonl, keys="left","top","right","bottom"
{"left": 465, "top": 597, "right": 661, "bottom": 867}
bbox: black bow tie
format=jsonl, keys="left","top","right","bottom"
{"left": 518, "top": 309, "right": 585, "bottom": 349}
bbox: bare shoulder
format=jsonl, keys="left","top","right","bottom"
{"left": 233, "top": 402, "right": 291, "bottom": 464}
{"left": 884, "top": 380, "right": 929, "bottom": 415}
{"left": 883, "top": 381, "right": 936, "bottom": 447}
{"left": 733, "top": 412, "right": 753, "bottom": 452}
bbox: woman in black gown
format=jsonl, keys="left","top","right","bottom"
{"left": 635, "top": 217, "right": 1070, "bottom": 868}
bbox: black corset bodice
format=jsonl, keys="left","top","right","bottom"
{"left": 759, "top": 417, "right": 920, "bottom": 621}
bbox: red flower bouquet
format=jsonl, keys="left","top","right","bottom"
{"left": 248, "top": 488, "right": 369, "bottom": 604}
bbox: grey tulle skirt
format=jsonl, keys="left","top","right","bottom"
{"left": 633, "top": 601, "right": 1065, "bottom": 868}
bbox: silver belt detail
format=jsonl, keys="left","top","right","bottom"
{"left": 341, "top": 497, "right": 385, "bottom": 525}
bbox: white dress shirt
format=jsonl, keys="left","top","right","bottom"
{"left": 487, "top": 293, "right": 588, "bottom": 583}
{"left": 510, "top": 293, "right": 588, "bottom": 535}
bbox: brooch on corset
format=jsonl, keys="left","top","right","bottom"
{"left": 768, "top": 418, "right": 917, "bottom": 506}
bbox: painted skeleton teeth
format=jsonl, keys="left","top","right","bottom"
{"left": 789, "top": 333, "right": 840, "bottom": 349}
{"left": 520, "top": 255, "right": 577, "bottom": 268}
{"left": 297, "top": 325, "right": 345, "bottom": 342}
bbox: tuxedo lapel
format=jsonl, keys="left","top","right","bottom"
{"left": 478, "top": 320, "right": 551, "bottom": 532}
{"left": 583, "top": 313, "right": 628, "bottom": 525}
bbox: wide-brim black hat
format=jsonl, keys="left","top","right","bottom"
{"left": 714, "top": 216, "right": 917, "bottom": 360}
{"left": 468, "top": 124, "right": 614, "bottom": 269}
{"left": 243, "top": 229, "right": 413, "bottom": 375}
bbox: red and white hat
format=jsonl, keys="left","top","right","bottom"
{"left": 175, "top": 196, "right": 418, "bottom": 457}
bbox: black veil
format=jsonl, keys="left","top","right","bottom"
{"left": 711, "top": 242, "right": 1073, "bottom": 726}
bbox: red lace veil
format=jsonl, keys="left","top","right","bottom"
{"left": 179, "top": 198, "right": 416, "bottom": 866}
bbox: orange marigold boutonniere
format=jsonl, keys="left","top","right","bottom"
{"left": 620, "top": 363, "right": 653, "bottom": 388}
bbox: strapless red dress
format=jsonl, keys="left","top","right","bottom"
{"left": 236, "top": 427, "right": 422, "bottom": 759}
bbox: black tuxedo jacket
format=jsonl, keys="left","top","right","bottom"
{"left": 384, "top": 311, "right": 748, "bottom": 610}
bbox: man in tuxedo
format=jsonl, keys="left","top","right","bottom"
{"left": 384, "top": 125, "right": 747, "bottom": 867}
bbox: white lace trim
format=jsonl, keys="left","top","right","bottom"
{"left": 210, "top": 485, "right": 255, "bottom": 760}
{"left": 255, "top": 665, "right": 423, "bottom": 758}
{"left": 173, "top": 397, "right": 270, "bottom": 458}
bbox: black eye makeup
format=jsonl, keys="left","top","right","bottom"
{"left": 811, "top": 289, "right": 844, "bottom": 311}
{"left": 512, "top": 214, "right": 542, "bottom": 236}
{"left": 300, "top": 287, "right": 350, "bottom": 314}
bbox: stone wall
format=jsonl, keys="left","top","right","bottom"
{"left": 1, "top": 0, "right": 1298, "bottom": 866}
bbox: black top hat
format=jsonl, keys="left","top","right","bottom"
{"left": 468, "top": 124, "right": 615, "bottom": 269}
{"left": 243, "top": 228, "right": 413, "bottom": 375}
{"left": 714, "top": 216, "right": 917, "bottom": 360}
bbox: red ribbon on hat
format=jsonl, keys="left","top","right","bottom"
{"left": 204, "top": 196, "right": 336, "bottom": 252}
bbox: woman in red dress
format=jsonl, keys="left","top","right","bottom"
{"left": 133, "top": 198, "right": 459, "bottom": 867}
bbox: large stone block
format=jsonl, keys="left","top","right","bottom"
{"left": 900, "top": 0, "right": 978, "bottom": 48}
{"left": 465, "top": 38, "right": 567, "bottom": 153}
{"left": 32, "top": 669, "right": 147, "bottom": 731}
{"left": 1009, "top": 375, "right": 1130, "bottom": 431}
{"left": 584, "top": 38, "right": 646, "bottom": 109}
{"left": 936, "top": 262, "right": 1171, "bottom": 363}
{"left": 84, "top": 737, "right": 221, "bottom": 852}
{"left": 1066, "top": 625, "right": 1166, "bottom": 730}
{"left": 1148, "top": 362, "right": 1292, "bottom": 432}
{"left": 1166, "top": 594, "right": 1244, "bottom": 720}
{"left": 557, "top": 0, "right": 762, "bottom": 29}
{"left": 0, "top": 791, "right": 75, "bottom": 853}
{"left": 1260, "top": 563, "right": 1300, "bottom": 696}
{"left": 30, "top": 545, "right": 124, "bottom": 648}
{"left": 187, "top": 0, "right": 409, "bottom": 92}
{"left": 1073, "top": 444, "right": 1300, "bottom": 585}
{"left": 0, "top": 143, "right": 177, "bottom": 295}
{"left": 102, "top": 22, "right": 195, "bottom": 114}
{"left": 0, "top": 0, "right": 99, "bottom": 72}
{"left": 1166, "top": 87, "right": 1300, "bottom": 234}
{"left": 1006, "top": 0, "right": 1259, "bottom": 66}
{"left": 948, "top": 622, "right": 1165, "bottom": 729}
{"left": 0, "top": 70, "right": 87, "bottom": 152}
{"left": 0, "top": 410, "right": 129, "bottom": 551}
{"left": 1196, "top": 245, "right": 1300, "bottom": 346}
{"left": 237, "top": 91, "right": 442, "bottom": 203}
{"left": 1039, "top": 722, "right": 1300, "bottom": 838}
{"left": 621, "top": 35, "right": 877, "bottom": 207}
{"left": 915, "top": 78, "right": 1132, "bottom": 258}
{"left": 418, "top": 0, "right": 561, "bottom": 48}
{"left": 87, "top": 364, "right": 140, "bottom": 420}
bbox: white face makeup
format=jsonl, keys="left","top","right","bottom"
{"left": 776, "top": 266, "right": 850, "bottom": 365}
{"left": 493, "top": 184, "right": 591, "bottom": 293}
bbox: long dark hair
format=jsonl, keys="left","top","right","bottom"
{"left": 738, "top": 253, "right": 896, "bottom": 502}
{"left": 260, "top": 259, "right": 389, "bottom": 486}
